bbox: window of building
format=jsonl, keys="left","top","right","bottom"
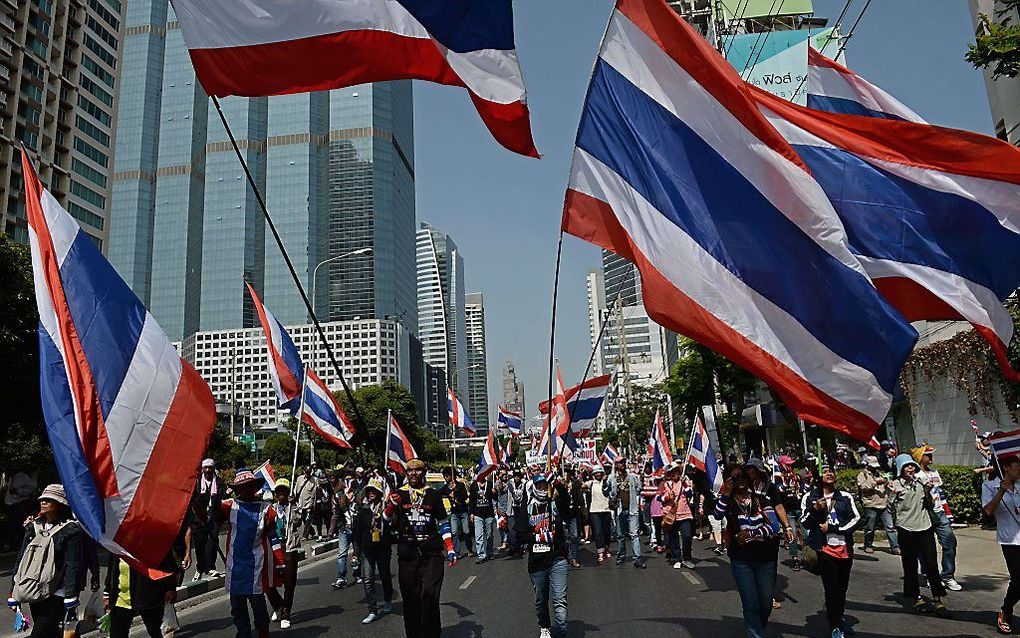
{"left": 82, "top": 55, "right": 116, "bottom": 89}
{"left": 77, "top": 95, "right": 112, "bottom": 128}
{"left": 85, "top": 16, "right": 118, "bottom": 50}
{"left": 80, "top": 76, "right": 113, "bottom": 107}
{"left": 68, "top": 202, "right": 104, "bottom": 230}
{"left": 73, "top": 138, "right": 108, "bottom": 167}
{"left": 71, "top": 158, "right": 107, "bottom": 189}
{"left": 84, "top": 34, "right": 117, "bottom": 69}
{"left": 71, "top": 180, "right": 105, "bottom": 208}
{"left": 75, "top": 116, "right": 110, "bottom": 147}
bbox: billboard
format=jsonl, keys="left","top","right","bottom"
{"left": 725, "top": 27, "right": 837, "bottom": 105}
{"left": 717, "top": 0, "right": 813, "bottom": 21}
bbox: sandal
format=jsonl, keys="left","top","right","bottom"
{"left": 772, "top": 599, "right": 782, "bottom": 610}
{"left": 998, "top": 610, "right": 1013, "bottom": 635}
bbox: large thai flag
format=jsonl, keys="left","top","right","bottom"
{"left": 560, "top": 0, "right": 918, "bottom": 441}
{"left": 496, "top": 405, "right": 523, "bottom": 436}
{"left": 448, "top": 387, "right": 476, "bottom": 436}
{"left": 649, "top": 409, "right": 672, "bottom": 475}
{"left": 687, "top": 415, "right": 722, "bottom": 492}
{"left": 171, "top": 0, "right": 538, "bottom": 158}
{"left": 754, "top": 87, "right": 1020, "bottom": 382}
{"left": 538, "top": 374, "right": 610, "bottom": 438}
{"left": 247, "top": 282, "right": 304, "bottom": 415}
{"left": 23, "top": 148, "right": 216, "bottom": 573}
{"left": 387, "top": 413, "right": 417, "bottom": 474}
{"left": 301, "top": 368, "right": 355, "bottom": 449}
{"left": 476, "top": 428, "right": 499, "bottom": 480}
{"left": 807, "top": 46, "right": 924, "bottom": 123}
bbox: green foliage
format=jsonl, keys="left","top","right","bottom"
{"left": 615, "top": 384, "right": 667, "bottom": 455}
{"left": 967, "top": 1, "right": 1020, "bottom": 79}
{"left": 262, "top": 432, "right": 307, "bottom": 468}
{"left": 835, "top": 466, "right": 984, "bottom": 524}
{"left": 205, "top": 423, "right": 253, "bottom": 469}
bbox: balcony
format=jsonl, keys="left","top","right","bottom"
{"left": 0, "top": 13, "right": 15, "bottom": 33}
{"left": 0, "top": 37, "right": 12, "bottom": 58}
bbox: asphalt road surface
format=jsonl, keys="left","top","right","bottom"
{"left": 162, "top": 531, "right": 1007, "bottom": 638}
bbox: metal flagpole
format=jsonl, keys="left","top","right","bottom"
{"left": 384, "top": 409, "right": 393, "bottom": 476}
{"left": 286, "top": 364, "right": 310, "bottom": 547}
{"left": 210, "top": 96, "right": 379, "bottom": 458}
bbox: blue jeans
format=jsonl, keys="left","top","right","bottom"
{"left": 730, "top": 560, "right": 777, "bottom": 638}
{"left": 530, "top": 557, "right": 569, "bottom": 638}
{"left": 615, "top": 511, "right": 641, "bottom": 562}
{"left": 564, "top": 517, "right": 580, "bottom": 562}
{"left": 336, "top": 529, "right": 355, "bottom": 580}
{"left": 450, "top": 512, "right": 470, "bottom": 554}
{"left": 590, "top": 512, "right": 612, "bottom": 551}
{"left": 361, "top": 545, "right": 393, "bottom": 614}
{"left": 932, "top": 510, "right": 957, "bottom": 579}
{"left": 474, "top": 515, "right": 494, "bottom": 560}
{"left": 229, "top": 594, "right": 269, "bottom": 638}
{"left": 862, "top": 507, "right": 899, "bottom": 551}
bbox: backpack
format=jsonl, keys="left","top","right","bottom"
{"left": 12, "top": 520, "right": 71, "bottom": 603}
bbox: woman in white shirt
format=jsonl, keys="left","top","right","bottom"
{"left": 982, "top": 454, "right": 1020, "bottom": 634}
{"left": 586, "top": 466, "right": 613, "bottom": 565}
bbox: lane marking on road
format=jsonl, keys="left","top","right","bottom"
{"left": 459, "top": 575, "right": 477, "bottom": 590}
{"left": 682, "top": 571, "right": 700, "bottom": 585}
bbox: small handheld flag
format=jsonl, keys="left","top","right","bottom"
{"left": 989, "top": 429, "right": 1020, "bottom": 466}
{"left": 254, "top": 461, "right": 277, "bottom": 493}
{"left": 601, "top": 443, "right": 619, "bottom": 464}
{"left": 687, "top": 414, "right": 722, "bottom": 493}
{"left": 387, "top": 413, "right": 417, "bottom": 474}
{"left": 649, "top": 409, "right": 673, "bottom": 475}
{"left": 477, "top": 429, "right": 499, "bottom": 480}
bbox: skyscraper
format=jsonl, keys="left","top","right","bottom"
{"left": 502, "top": 359, "right": 526, "bottom": 419}
{"left": 107, "top": 1, "right": 415, "bottom": 342}
{"left": 416, "top": 222, "right": 469, "bottom": 408}
{"left": 586, "top": 269, "right": 607, "bottom": 376}
{"left": 465, "top": 292, "right": 489, "bottom": 431}
{"left": 2, "top": 0, "right": 125, "bottom": 250}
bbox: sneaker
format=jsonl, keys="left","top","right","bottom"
{"left": 891, "top": 547, "right": 901, "bottom": 555}
{"left": 830, "top": 629, "right": 844, "bottom": 638}
{"left": 208, "top": 570, "right": 222, "bottom": 578}
{"left": 912, "top": 598, "right": 931, "bottom": 614}
{"left": 539, "top": 629, "right": 552, "bottom": 638}
{"left": 355, "top": 577, "right": 364, "bottom": 585}
{"left": 362, "top": 613, "right": 378, "bottom": 625}
{"left": 271, "top": 612, "right": 279, "bottom": 622}
{"left": 682, "top": 560, "right": 695, "bottom": 569}
{"left": 615, "top": 557, "right": 626, "bottom": 566}
{"left": 944, "top": 578, "right": 962, "bottom": 592}
{"left": 280, "top": 619, "right": 291, "bottom": 629}
{"left": 633, "top": 560, "right": 646, "bottom": 569}
{"left": 192, "top": 572, "right": 202, "bottom": 582}
{"left": 792, "top": 560, "right": 802, "bottom": 572}
{"left": 841, "top": 618, "right": 856, "bottom": 636}
{"left": 569, "top": 560, "right": 581, "bottom": 568}
{"left": 712, "top": 546, "right": 725, "bottom": 556}
{"left": 672, "top": 562, "right": 684, "bottom": 569}
{"left": 596, "top": 553, "right": 604, "bottom": 565}
{"left": 382, "top": 602, "right": 393, "bottom": 615}
{"left": 331, "top": 578, "right": 347, "bottom": 590}
{"left": 933, "top": 601, "right": 953, "bottom": 619}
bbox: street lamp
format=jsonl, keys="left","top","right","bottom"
{"left": 449, "top": 362, "right": 481, "bottom": 469}
{"left": 310, "top": 247, "right": 373, "bottom": 322}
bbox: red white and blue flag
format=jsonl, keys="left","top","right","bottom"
{"left": 300, "top": 368, "right": 355, "bottom": 449}
{"left": 538, "top": 373, "right": 610, "bottom": 438}
{"left": 171, "top": 0, "right": 538, "bottom": 157}
{"left": 247, "top": 282, "right": 304, "bottom": 415}
{"left": 601, "top": 443, "right": 619, "bottom": 464}
{"left": 806, "top": 46, "right": 924, "bottom": 123}
{"left": 990, "top": 429, "right": 1020, "bottom": 466}
{"left": 386, "top": 413, "right": 417, "bottom": 474}
{"left": 497, "top": 405, "right": 523, "bottom": 436}
{"left": 560, "top": 0, "right": 917, "bottom": 441}
{"left": 448, "top": 386, "right": 476, "bottom": 436}
{"left": 649, "top": 409, "right": 672, "bottom": 475}
{"left": 687, "top": 415, "right": 723, "bottom": 492}
{"left": 755, "top": 85, "right": 1020, "bottom": 383}
{"left": 477, "top": 428, "right": 499, "bottom": 480}
{"left": 23, "top": 148, "right": 216, "bottom": 573}
{"left": 499, "top": 436, "right": 514, "bottom": 465}
{"left": 254, "top": 461, "right": 277, "bottom": 493}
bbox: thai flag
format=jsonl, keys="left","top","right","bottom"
{"left": 387, "top": 413, "right": 417, "bottom": 474}
{"left": 301, "top": 368, "right": 355, "bottom": 449}
{"left": 560, "top": 0, "right": 917, "bottom": 441}
{"left": 477, "top": 428, "right": 499, "bottom": 480}
{"left": 254, "top": 461, "right": 277, "bottom": 493}
{"left": 550, "top": 364, "right": 572, "bottom": 443}
{"left": 990, "top": 429, "right": 1020, "bottom": 465}
{"left": 171, "top": 0, "right": 538, "bottom": 158}
{"left": 755, "top": 86, "right": 1020, "bottom": 383}
{"left": 538, "top": 374, "right": 610, "bottom": 438}
{"left": 448, "top": 387, "right": 476, "bottom": 436}
{"left": 22, "top": 148, "right": 216, "bottom": 573}
{"left": 807, "top": 46, "right": 925, "bottom": 123}
{"left": 688, "top": 415, "right": 722, "bottom": 493}
{"left": 497, "top": 405, "right": 523, "bottom": 436}
{"left": 499, "top": 436, "right": 514, "bottom": 465}
{"left": 601, "top": 443, "right": 619, "bottom": 464}
{"left": 866, "top": 436, "right": 881, "bottom": 452}
{"left": 246, "top": 282, "right": 304, "bottom": 415}
{"left": 649, "top": 409, "right": 672, "bottom": 475}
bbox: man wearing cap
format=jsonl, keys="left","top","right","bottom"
{"left": 744, "top": 457, "right": 796, "bottom": 548}
{"left": 913, "top": 445, "right": 962, "bottom": 592}
{"left": 266, "top": 478, "right": 301, "bottom": 630}
{"left": 605, "top": 460, "right": 646, "bottom": 568}
{"left": 857, "top": 455, "right": 899, "bottom": 555}
{"left": 209, "top": 469, "right": 285, "bottom": 638}
{"left": 383, "top": 459, "right": 457, "bottom": 638}
{"left": 190, "top": 458, "right": 227, "bottom": 580}
{"left": 515, "top": 471, "right": 571, "bottom": 638}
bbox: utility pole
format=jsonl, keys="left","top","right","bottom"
{"left": 230, "top": 346, "right": 237, "bottom": 438}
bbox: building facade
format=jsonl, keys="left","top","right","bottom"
{"left": 415, "top": 222, "right": 469, "bottom": 405}
{"left": 2, "top": 0, "right": 125, "bottom": 250}
{"left": 501, "top": 359, "right": 526, "bottom": 418}
{"left": 108, "top": 0, "right": 415, "bottom": 341}
{"left": 465, "top": 292, "right": 489, "bottom": 431}
{"left": 180, "top": 317, "right": 424, "bottom": 436}
{"left": 968, "top": 1, "right": 1020, "bottom": 145}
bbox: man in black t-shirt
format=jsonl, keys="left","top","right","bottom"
{"left": 514, "top": 472, "right": 570, "bottom": 638}
{"left": 383, "top": 459, "right": 457, "bottom": 638}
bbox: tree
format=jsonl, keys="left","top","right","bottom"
{"left": 262, "top": 432, "right": 309, "bottom": 468}
{"left": 205, "top": 422, "right": 253, "bottom": 469}
{"left": 967, "top": 1, "right": 1020, "bottom": 79}
{"left": 613, "top": 384, "right": 668, "bottom": 456}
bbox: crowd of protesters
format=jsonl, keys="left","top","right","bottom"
{"left": 5, "top": 429, "right": 1020, "bottom": 638}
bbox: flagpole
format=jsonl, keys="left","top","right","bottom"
{"left": 286, "top": 364, "right": 310, "bottom": 547}
{"left": 384, "top": 409, "right": 393, "bottom": 476}
{"left": 210, "top": 96, "right": 378, "bottom": 459}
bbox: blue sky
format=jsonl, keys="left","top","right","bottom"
{"left": 413, "top": 0, "right": 993, "bottom": 422}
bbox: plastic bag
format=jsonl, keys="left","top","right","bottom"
{"left": 83, "top": 592, "right": 103, "bottom": 624}
{"left": 161, "top": 604, "right": 179, "bottom": 637}
{"left": 97, "top": 612, "right": 110, "bottom": 638}
{"left": 13, "top": 607, "right": 30, "bottom": 633}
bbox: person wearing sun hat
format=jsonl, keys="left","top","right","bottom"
{"left": 9, "top": 484, "right": 83, "bottom": 638}
{"left": 266, "top": 478, "right": 302, "bottom": 630}
{"left": 352, "top": 478, "right": 394, "bottom": 624}
{"left": 912, "top": 444, "right": 961, "bottom": 592}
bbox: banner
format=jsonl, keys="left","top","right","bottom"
{"left": 724, "top": 27, "right": 837, "bottom": 105}
{"left": 717, "top": 0, "right": 813, "bottom": 21}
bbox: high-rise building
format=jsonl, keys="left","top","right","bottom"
{"left": 2, "top": 0, "right": 125, "bottom": 250}
{"left": 416, "top": 222, "right": 469, "bottom": 406}
{"left": 501, "top": 359, "right": 526, "bottom": 418}
{"left": 107, "top": 1, "right": 415, "bottom": 342}
{"left": 465, "top": 292, "right": 489, "bottom": 431}
{"left": 586, "top": 270, "right": 607, "bottom": 376}
{"left": 968, "top": 1, "right": 1020, "bottom": 145}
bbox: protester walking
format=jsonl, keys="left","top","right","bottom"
{"left": 606, "top": 461, "right": 645, "bottom": 568}
{"left": 982, "top": 455, "right": 1020, "bottom": 634}
{"left": 383, "top": 459, "right": 457, "bottom": 638}
{"left": 103, "top": 551, "right": 177, "bottom": 638}
{"left": 661, "top": 462, "right": 695, "bottom": 568}
{"left": 445, "top": 470, "right": 471, "bottom": 557}
{"left": 330, "top": 485, "right": 356, "bottom": 590}
{"left": 8, "top": 484, "right": 82, "bottom": 638}
{"left": 889, "top": 453, "right": 952, "bottom": 618}
{"left": 801, "top": 464, "right": 861, "bottom": 638}
{"left": 190, "top": 458, "right": 226, "bottom": 580}
{"left": 266, "top": 478, "right": 301, "bottom": 630}
{"left": 560, "top": 466, "right": 586, "bottom": 567}
{"left": 352, "top": 479, "right": 394, "bottom": 625}
{"left": 586, "top": 467, "right": 613, "bottom": 565}
{"left": 913, "top": 445, "right": 962, "bottom": 591}
{"left": 715, "top": 468, "right": 781, "bottom": 638}
{"left": 515, "top": 472, "right": 571, "bottom": 638}
{"left": 469, "top": 474, "right": 496, "bottom": 563}
{"left": 293, "top": 466, "right": 317, "bottom": 541}
{"left": 857, "top": 455, "right": 899, "bottom": 555}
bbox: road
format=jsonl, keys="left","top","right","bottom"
{"left": 162, "top": 528, "right": 1007, "bottom": 638}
